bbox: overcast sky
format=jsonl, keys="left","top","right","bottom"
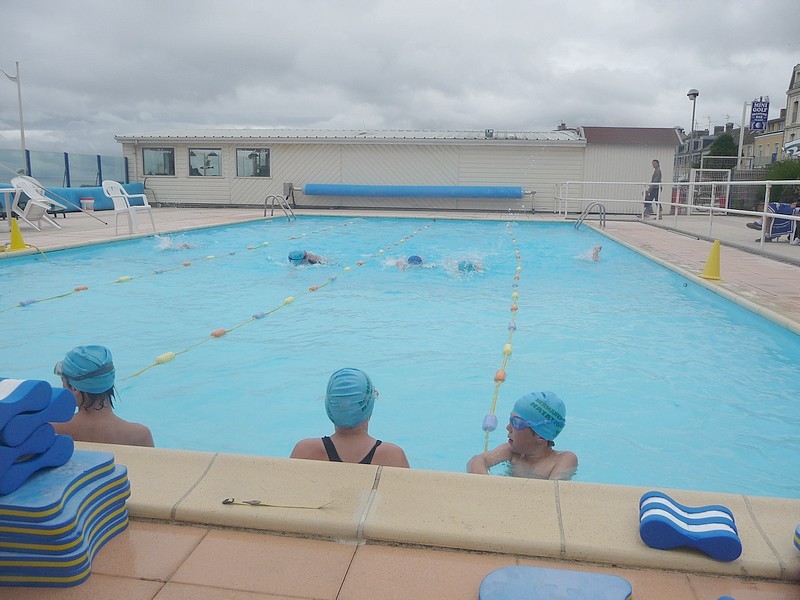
{"left": 1, "top": 0, "right": 798, "bottom": 157}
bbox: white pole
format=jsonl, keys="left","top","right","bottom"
{"left": 738, "top": 101, "right": 750, "bottom": 169}
{"left": 0, "top": 61, "right": 27, "bottom": 174}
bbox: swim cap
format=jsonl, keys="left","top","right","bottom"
{"left": 288, "top": 250, "right": 307, "bottom": 264}
{"left": 512, "top": 391, "right": 566, "bottom": 441}
{"left": 407, "top": 255, "right": 423, "bottom": 265}
{"left": 325, "top": 368, "right": 376, "bottom": 428}
{"left": 54, "top": 345, "right": 115, "bottom": 394}
{"left": 458, "top": 260, "right": 476, "bottom": 272}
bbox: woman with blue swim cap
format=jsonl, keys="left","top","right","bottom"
{"left": 53, "top": 345, "right": 154, "bottom": 447}
{"left": 290, "top": 368, "right": 409, "bottom": 467}
{"left": 467, "top": 391, "right": 577, "bottom": 480}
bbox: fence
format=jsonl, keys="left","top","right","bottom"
{"left": 0, "top": 148, "right": 127, "bottom": 188}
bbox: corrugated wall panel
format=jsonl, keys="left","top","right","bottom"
{"left": 124, "top": 140, "right": 586, "bottom": 211}
{"left": 340, "top": 144, "right": 459, "bottom": 185}
{"left": 582, "top": 144, "right": 676, "bottom": 212}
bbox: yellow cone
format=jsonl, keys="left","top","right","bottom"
{"left": 9, "top": 218, "right": 26, "bottom": 251}
{"left": 699, "top": 240, "right": 722, "bottom": 280}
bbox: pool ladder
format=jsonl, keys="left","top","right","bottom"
{"left": 265, "top": 194, "right": 297, "bottom": 221}
{"left": 574, "top": 202, "right": 606, "bottom": 230}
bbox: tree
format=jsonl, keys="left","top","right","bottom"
{"left": 706, "top": 133, "right": 738, "bottom": 157}
{"left": 765, "top": 159, "right": 800, "bottom": 202}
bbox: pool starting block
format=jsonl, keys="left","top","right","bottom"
{"left": 639, "top": 490, "right": 742, "bottom": 562}
{"left": 479, "top": 566, "right": 632, "bottom": 599}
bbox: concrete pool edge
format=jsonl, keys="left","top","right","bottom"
{"left": 74, "top": 441, "right": 800, "bottom": 583}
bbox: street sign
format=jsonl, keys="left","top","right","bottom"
{"left": 750, "top": 99, "right": 770, "bottom": 131}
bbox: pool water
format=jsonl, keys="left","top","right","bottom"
{"left": 2, "top": 217, "right": 798, "bottom": 498}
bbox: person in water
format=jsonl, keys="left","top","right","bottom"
{"left": 290, "top": 368, "right": 409, "bottom": 467}
{"left": 592, "top": 245, "right": 602, "bottom": 262}
{"left": 467, "top": 391, "right": 577, "bottom": 480}
{"left": 457, "top": 260, "right": 483, "bottom": 273}
{"left": 53, "top": 345, "right": 155, "bottom": 447}
{"left": 288, "top": 249, "right": 322, "bottom": 265}
{"left": 396, "top": 255, "right": 424, "bottom": 270}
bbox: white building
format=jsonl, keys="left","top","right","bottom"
{"left": 115, "top": 127, "right": 679, "bottom": 213}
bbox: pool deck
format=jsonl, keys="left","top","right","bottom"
{"left": 3, "top": 207, "right": 800, "bottom": 599}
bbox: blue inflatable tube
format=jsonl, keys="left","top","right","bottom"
{"left": 303, "top": 184, "right": 524, "bottom": 199}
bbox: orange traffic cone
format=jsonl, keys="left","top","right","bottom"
{"left": 699, "top": 240, "right": 721, "bottom": 281}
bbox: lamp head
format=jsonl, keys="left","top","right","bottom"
{"left": 687, "top": 89, "right": 699, "bottom": 101}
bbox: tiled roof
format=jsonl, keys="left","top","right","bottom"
{"left": 581, "top": 127, "right": 681, "bottom": 146}
{"left": 115, "top": 129, "right": 582, "bottom": 143}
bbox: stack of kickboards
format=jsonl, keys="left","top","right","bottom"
{"left": 0, "top": 378, "right": 130, "bottom": 587}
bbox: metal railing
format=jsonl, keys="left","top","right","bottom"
{"left": 574, "top": 202, "right": 606, "bottom": 230}
{"left": 265, "top": 194, "right": 297, "bottom": 221}
{"left": 556, "top": 178, "right": 800, "bottom": 250}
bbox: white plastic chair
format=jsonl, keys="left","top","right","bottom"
{"left": 102, "top": 180, "right": 156, "bottom": 235}
{"left": 10, "top": 176, "right": 67, "bottom": 231}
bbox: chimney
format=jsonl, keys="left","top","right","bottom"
{"left": 713, "top": 125, "right": 724, "bottom": 135}
{"left": 725, "top": 122, "right": 734, "bottom": 132}
{"left": 557, "top": 122, "right": 567, "bottom": 131}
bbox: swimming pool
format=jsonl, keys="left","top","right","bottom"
{"left": 2, "top": 216, "right": 798, "bottom": 498}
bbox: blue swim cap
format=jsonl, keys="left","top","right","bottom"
{"left": 458, "top": 260, "right": 476, "bottom": 272}
{"left": 325, "top": 368, "right": 376, "bottom": 428}
{"left": 512, "top": 391, "right": 566, "bottom": 441}
{"left": 54, "top": 345, "right": 115, "bottom": 394}
{"left": 407, "top": 255, "right": 423, "bottom": 265}
{"left": 288, "top": 250, "right": 307, "bottom": 264}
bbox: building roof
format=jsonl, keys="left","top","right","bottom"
{"left": 115, "top": 128, "right": 583, "bottom": 144}
{"left": 580, "top": 127, "right": 681, "bottom": 146}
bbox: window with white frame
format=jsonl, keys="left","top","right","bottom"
{"left": 143, "top": 148, "right": 175, "bottom": 176}
{"left": 189, "top": 149, "right": 222, "bottom": 176}
{"left": 236, "top": 148, "right": 270, "bottom": 177}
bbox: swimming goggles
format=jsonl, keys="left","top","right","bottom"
{"left": 54, "top": 361, "right": 115, "bottom": 381}
{"left": 509, "top": 414, "right": 547, "bottom": 432}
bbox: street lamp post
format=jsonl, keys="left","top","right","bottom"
{"left": 0, "top": 61, "right": 27, "bottom": 175}
{"left": 687, "top": 89, "right": 699, "bottom": 172}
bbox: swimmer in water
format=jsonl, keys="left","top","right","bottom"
{"left": 457, "top": 260, "right": 483, "bottom": 273}
{"left": 467, "top": 391, "right": 577, "bottom": 480}
{"left": 288, "top": 250, "right": 323, "bottom": 265}
{"left": 156, "top": 237, "right": 192, "bottom": 251}
{"left": 396, "top": 255, "right": 424, "bottom": 270}
{"left": 592, "top": 245, "right": 602, "bottom": 262}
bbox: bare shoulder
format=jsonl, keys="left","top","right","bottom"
{"left": 290, "top": 437, "right": 327, "bottom": 460}
{"left": 375, "top": 441, "right": 410, "bottom": 468}
{"left": 130, "top": 422, "right": 155, "bottom": 447}
{"left": 551, "top": 450, "right": 578, "bottom": 480}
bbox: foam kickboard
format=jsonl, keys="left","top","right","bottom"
{"left": 0, "top": 423, "right": 56, "bottom": 480}
{"left": 0, "top": 509, "right": 128, "bottom": 587}
{"left": 0, "top": 465, "right": 129, "bottom": 545}
{"left": 0, "top": 435, "right": 75, "bottom": 495}
{"left": 0, "top": 379, "right": 53, "bottom": 430}
{"left": 0, "top": 388, "right": 76, "bottom": 447}
{"left": 479, "top": 566, "right": 632, "bottom": 600}
{"left": 0, "top": 450, "right": 114, "bottom": 520}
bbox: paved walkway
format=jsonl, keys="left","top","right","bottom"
{"left": 3, "top": 208, "right": 799, "bottom": 599}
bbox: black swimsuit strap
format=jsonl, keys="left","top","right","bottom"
{"left": 321, "top": 436, "right": 342, "bottom": 462}
{"left": 359, "top": 440, "right": 382, "bottom": 465}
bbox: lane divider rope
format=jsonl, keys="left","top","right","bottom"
{"left": 482, "top": 221, "right": 522, "bottom": 451}
{"left": 121, "top": 222, "right": 434, "bottom": 381}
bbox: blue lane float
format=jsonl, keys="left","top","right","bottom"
{"left": 302, "top": 184, "right": 524, "bottom": 199}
